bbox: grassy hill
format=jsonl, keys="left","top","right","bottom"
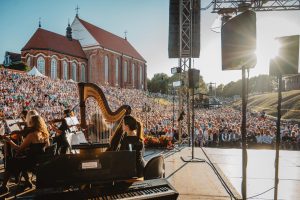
{"left": 232, "top": 90, "right": 300, "bottom": 121}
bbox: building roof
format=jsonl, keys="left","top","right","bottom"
{"left": 77, "top": 17, "right": 146, "bottom": 62}
{"left": 22, "top": 28, "right": 86, "bottom": 59}
{"left": 6, "top": 52, "right": 21, "bottom": 62}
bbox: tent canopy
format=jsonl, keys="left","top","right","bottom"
{"left": 27, "top": 66, "right": 46, "bottom": 77}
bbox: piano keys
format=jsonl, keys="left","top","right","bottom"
{"left": 20, "top": 179, "right": 179, "bottom": 200}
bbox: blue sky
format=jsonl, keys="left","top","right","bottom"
{"left": 0, "top": 0, "right": 299, "bottom": 85}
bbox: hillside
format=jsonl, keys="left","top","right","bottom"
{"left": 232, "top": 90, "right": 300, "bottom": 121}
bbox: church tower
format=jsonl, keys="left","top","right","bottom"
{"left": 66, "top": 22, "right": 72, "bottom": 41}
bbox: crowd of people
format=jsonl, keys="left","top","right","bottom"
{"left": 1, "top": 68, "right": 300, "bottom": 150}
{"left": 0, "top": 68, "right": 78, "bottom": 122}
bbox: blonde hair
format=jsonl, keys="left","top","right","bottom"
{"left": 30, "top": 115, "right": 49, "bottom": 138}
{"left": 26, "top": 110, "right": 39, "bottom": 127}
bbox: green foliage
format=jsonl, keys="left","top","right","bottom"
{"left": 218, "top": 75, "right": 276, "bottom": 97}
{"left": 4, "top": 62, "right": 30, "bottom": 71}
{"left": 147, "top": 73, "right": 169, "bottom": 94}
{"left": 148, "top": 72, "right": 207, "bottom": 94}
{"left": 198, "top": 75, "right": 207, "bottom": 93}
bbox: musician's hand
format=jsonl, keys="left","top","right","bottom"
{"left": 55, "top": 130, "right": 63, "bottom": 136}
{"left": 2, "top": 135, "right": 11, "bottom": 143}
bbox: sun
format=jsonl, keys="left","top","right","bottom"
{"left": 255, "top": 38, "right": 280, "bottom": 59}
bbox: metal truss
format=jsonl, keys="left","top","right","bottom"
{"left": 180, "top": 0, "right": 192, "bottom": 58}
{"left": 208, "top": 0, "right": 300, "bottom": 13}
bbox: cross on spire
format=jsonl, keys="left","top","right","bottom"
{"left": 75, "top": 5, "right": 80, "bottom": 17}
{"left": 38, "top": 17, "right": 41, "bottom": 28}
{"left": 124, "top": 30, "right": 127, "bottom": 40}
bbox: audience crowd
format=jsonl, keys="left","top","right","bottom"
{"left": 0, "top": 68, "right": 299, "bottom": 150}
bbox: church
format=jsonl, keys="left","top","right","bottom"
{"left": 21, "top": 15, "right": 147, "bottom": 90}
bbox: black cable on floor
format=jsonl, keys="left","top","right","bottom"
{"left": 200, "top": 147, "right": 239, "bottom": 200}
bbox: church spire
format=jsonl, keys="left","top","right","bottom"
{"left": 38, "top": 17, "right": 41, "bottom": 28}
{"left": 75, "top": 5, "right": 80, "bottom": 17}
{"left": 124, "top": 30, "right": 127, "bottom": 40}
{"left": 66, "top": 19, "right": 72, "bottom": 41}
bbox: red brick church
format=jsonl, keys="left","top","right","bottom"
{"left": 21, "top": 15, "right": 147, "bottom": 90}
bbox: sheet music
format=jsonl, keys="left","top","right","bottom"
{"left": 66, "top": 131, "right": 88, "bottom": 147}
{"left": 65, "top": 117, "right": 80, "bottom": 126}
{"left": 5, "top": 119, "right": 23, "bottom": 133}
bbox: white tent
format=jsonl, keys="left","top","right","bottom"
{"left": 27, "top": 66, "right": 46, "bottom": 77}
{"left": 68, "top": 79, "right": 76, "bottom": 83}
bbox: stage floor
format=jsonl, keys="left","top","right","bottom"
{"left": 204, "top": 148, "right": 300, "bottom": 200}
{"left": 146, "top": 147, "right": 241, "bottom": 200}
{"left": 145, "top": 147, "right": 300, "bottom": 200}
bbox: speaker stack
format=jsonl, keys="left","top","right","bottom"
{"left": 168, "top": 0, "right": 201, "bottom": 58}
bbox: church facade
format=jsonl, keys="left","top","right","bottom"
{"left": 21, "top": 16, "right": 147, "bottom": 90}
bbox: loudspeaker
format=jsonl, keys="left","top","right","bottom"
{"left": 168, "top": 0, "right": 200, "bottom": 58}
{"left": 188, "top": 68, "right": 200, "bottom": 88}
{"left": 269, "top": 35, "right": 299, "bottom": 76}
{"left": 221, "top": 10, "right": 257, "bottom": 70}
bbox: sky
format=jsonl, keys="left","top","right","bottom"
{"left": 0, "top": 0, "right": 299, "bottom": 85}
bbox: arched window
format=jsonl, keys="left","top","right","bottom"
{"left": 124, "top": 61, "right": 128, "bottom": 82}
{"left": 50, "top": 58, "right": 57, "bottom": 79}
{"left": 104, "top": 55, "right": 109, "bottom": 83}
{"left": 37, "top": 56, "right": 45, "bottom": 75}
{"left": 63, "top": 60, "right": 68, "bottom": 80}
{"left": 81, "top": 64, "right": 85, "bottom": 82}
{"left": 140, "top": 65, "right": 143, "bottom": 87}
{"left": 72, "top": 62, "right": 77, "bottom": 81}
{"left": 115, "top": 58, "right": 119, "bottom": 85}
{"left": 26, "top": 57, "right": 31, "bottom": 67}
{"left": 132, "top": 64, "right": 135, "bottom": 87}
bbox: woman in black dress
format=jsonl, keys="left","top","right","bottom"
{"left": 120, "top": 115, "right": 145, "bottom": 178}
{"left": 0, "top": 115, "right": 50, "bottom": 194}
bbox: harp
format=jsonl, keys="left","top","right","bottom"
{"left": 78, "top": 82, "right": 131, "bottom": 152}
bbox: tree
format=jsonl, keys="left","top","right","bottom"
{"left": 147, "top": 73, "right": 169, "bottom": 94}
{"left": 216, "top": 84, "right": 224, "bottom": 96}
{"left": 198, "top": 75, "right": 207, "bottom": 93}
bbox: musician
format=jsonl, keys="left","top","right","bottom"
{"left": 50, "top": 109, "right": 72, "bottom": 155}
{"left": 120, "top": 116, "right": 145, "bottom": 178}
{"left": 8, "top": 110, "right": 38, "bottom": 140}
{"left": 0, "top": 115, "right": 50, "bottom": 194}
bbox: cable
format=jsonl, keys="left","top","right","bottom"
{"left": 247, "top": 187, "right": 274, "bottom": 199}
{"left": 200, "top": 147, "right": 239, "bottom": 200}
{"left": 201, "top": 147, "right": 277, "bottom": 200}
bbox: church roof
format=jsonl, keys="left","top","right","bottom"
{"left": 22, "top": 28, "right": 86, "bottom": 59}
{"left": 77, "top": 17, "right": 146, "bottom": 62}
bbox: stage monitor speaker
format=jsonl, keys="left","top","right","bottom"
{"left": 188, "top": 68, "right": 200, "bottom": 88}
{"left": 168, "top": 0, "right": 200, "bottom": 58}
{"left": 269, "top": 35, "right": 300, "bottom": 76}
{"left": 221, "top": 10, "right": 257, "bottom": 70}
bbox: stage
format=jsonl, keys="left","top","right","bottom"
{"left": 145, "top": 147, "right": 300, "bottom": 200}
{"left": 145, "top": 147, "right": 241, "bottom": 200}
